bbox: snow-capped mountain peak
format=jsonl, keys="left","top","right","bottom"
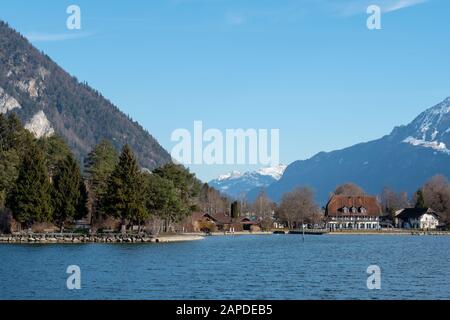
{"left": 209, "top": 165, "right": 287, "bottom": 199}
{"left": 401, "top": 98, "right": 450, "bottom": 155}
{"left": 218, "top": 170, "right": 243, "bottom": 181}
{"left": 257, "top": 164, "right": 287, "bottom": 180}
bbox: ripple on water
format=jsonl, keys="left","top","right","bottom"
{"left": 0, "top": 235, "right": 449, "bottom": 300}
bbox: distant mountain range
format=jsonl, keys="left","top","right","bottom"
{"left": 0, "top": 21, "right": 170, "bottom": 169}
{"left": 249, "top": 98, "right": 450, "bottom": 205}
{"left": 209, "top": 164, "right": 287, "bottom": 199}
{"left": 2, "top": 20, "right": 449, "bottom": 202}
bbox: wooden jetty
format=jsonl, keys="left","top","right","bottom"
{"left": 288, "top": 229, "right": 329, "bottom": 235}
{"left": 273, "top": 229, "right": 329, "bottom": 235}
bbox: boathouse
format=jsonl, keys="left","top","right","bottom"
{"left": 187, "top": 212, "right": 260, "bottom": 232}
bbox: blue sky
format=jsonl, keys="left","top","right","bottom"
{"left": 1, "top": 0, "right": 450, "bottom": 181}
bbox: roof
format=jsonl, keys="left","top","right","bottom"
{"left": 191, "top": 213, "right": 257, "bottom": 225}
{"left": 396, "top": 208, "right": 440, "bottom": 220}
{"left": 191, "top": 212, "right": 232, "bottom": 224}
{"left": 212, "top": 213, "right": 233, "bottom": 224}
{"left": 191, "top": 212, "right": 204, "bottom": 220}
{"left": 241, "top": 217, "right": 259, "bottom": 225}
{"left": 325, "top": 195, "right": 382, "bottom": 217}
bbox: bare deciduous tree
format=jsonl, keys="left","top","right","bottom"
{"left": 380, "top": 187, "right": 410, "bottom": 223}
{"left": 381, "top": 187, "right": 409, "bottom": 213}
{"left": 276, "top": 187, "right": 319, "bottom": 229}
{"left": 198, "top": 183, "right": 230, "bottom": 216}
{"left": 333, "top": 183, "right": 365, "bottom": 196}
{"left": 252, "top": 191, "right": 275, "bottom": 230}
{"left": 421, "top": 175, "right": 450, "bottom": 223}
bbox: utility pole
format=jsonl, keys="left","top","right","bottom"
{"left": 302, "top": 210, "right": 305, "bottom": 242}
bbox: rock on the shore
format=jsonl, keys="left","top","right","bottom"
{"left": 0, "top": 234, "right": 205, "bottom": 244}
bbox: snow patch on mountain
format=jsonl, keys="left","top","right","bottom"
{"left": 403, "top": 136, "right": 450, "bottom": 155}
{"left": 0, "top": 87, "right": 21, "bottom": 113}
{"left": 218, "top": 170, "right": 243, "bottom": 181}
{"left": 25, "top": 110, "right": 54, "bottom": 138}
{"left": 413, "top": 100, "right": 449, "bottom": 135}
{"left": 257, "top": 164, "right": 287, "bottom": 180}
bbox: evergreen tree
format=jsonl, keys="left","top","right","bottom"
{"left": 0, "top": 149, "right": 19, "bottom": 208}
{"left": 0, "top": 113, "right": 34, "bottom": 153}
{"left": 143, "top": 173, "right": 182, "bottom": 231}
{"left": 101, "top": 144, "right": 146, "bottom": 229}
{"left": 6, "top": 144, "right": 52, "bottom": 228}
{"left": 153, "top": 162, "right": 201, "bottom": 221}
{"left": 38, "top": 135, "right": 72, "bottom": 178}
{"left": 231, "top": 201, "right": 241, "bottom": 220}
{"left": 51, "top": 154, "right": 86, "bottom": 230}
{"left": 415, "top": 189, "right": 426, "bottom": 208}
{"left": 0, "top": 114, "right": 34, "bottom": 209}
{"left": 84, "top": 140, "right": 118, "bottom": 218}
{"left": 76, "top": 181, "right": 89, "bottom": 220}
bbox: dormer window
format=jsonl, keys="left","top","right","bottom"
{"left": 351, "top": 206, "right": 357, "bottom": 213}
{"left": 359, "top": 207, "right": 367, "bottom": 214}
{"left": 342, "top": 206, "right": 349, "bottom": 214}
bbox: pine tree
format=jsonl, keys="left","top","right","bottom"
{"left": 76, "top": 181, "right": 89, "bottom": 221}
{"left": 231, "top": 201, "right": 241, "bottom": 220}
{"left": 101, "top": 144, "right": 146, "bottom": 230}
{"left": 84, "top": 140, "right": 118, "bottom": 219}
{"left": 153, "top": 162, "right": 201, "bottom": 221}
{"left": 51, "top": 154, "right": 86, "bottom": 230}
{"left": 0, "top": 114, "right": 34, "bottom": 209}
{"left": 143, "top": 172, "right": 181, "bottom": 231}
{"left": 1, "top": 113, "right": 34, "bottom": 153}
{"left": 6, "top": 144, "right": 52, "bottom": 229}
{"left": 0, "top": 149, "right": 19, "bottom": 208}
{"left": 415, "top": 189, "right": 426, "bottom": 208}
{"left": 38, "top": 135, "right": 72, "bottom": 178}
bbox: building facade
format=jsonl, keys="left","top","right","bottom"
{"left": 325, "top": 195, "right": 382, "bottom": 230}
{"left": 395, "top": 208, "right": 440, "bottom": 229}
{"left": 185, "top": 212, "right": 260, "bottom": 232}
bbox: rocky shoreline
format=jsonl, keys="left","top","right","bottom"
{"left": 0, "top": 234, "right": 204, "bottom": 244}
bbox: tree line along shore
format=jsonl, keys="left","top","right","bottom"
{"left": 1, "top": 113, "right": 450, "bottom": 238}
{"left": 0, "top": 113, "right": 206, "bottom": 235}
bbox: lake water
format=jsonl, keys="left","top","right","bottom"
{"left": 1, "top": 235, "right": 449, "bottom": 300}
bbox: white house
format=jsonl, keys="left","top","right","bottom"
{"left": 395, "top": 208, "right": 440, "bottom": 230}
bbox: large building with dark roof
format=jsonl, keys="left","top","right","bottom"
{"left": 325, "top": 195, "right": 382, "bottom": 230}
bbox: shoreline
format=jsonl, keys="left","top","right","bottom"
{"left": 1, "top": 230, "right": 449, "bottom": 244}
{"left": 170, "top": 230, "right": 450, "bottom": 237}
{"left": 184, "top": 231, "right": 273, "bottom": 237}
{"left": 328, "top": 231, "right": 450, "bottom": 236}
{"left": 0, "top": 234, "right": 204, "bottom": 244}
